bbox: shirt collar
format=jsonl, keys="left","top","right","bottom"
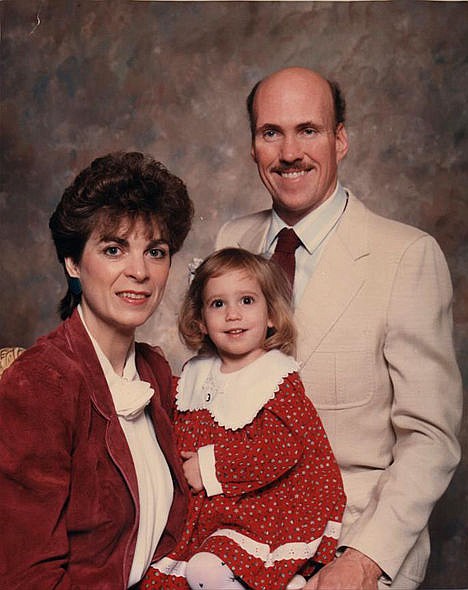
{"left": 266, "top": 182, "right": 348, "bottom": 254}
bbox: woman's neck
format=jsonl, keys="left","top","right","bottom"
{"left": 100, "top": 336, "right": 133, "bottom": 377}
{"left": 78, "top": 306, "right": 134, "bottom": 376}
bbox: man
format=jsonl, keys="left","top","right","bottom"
{"left": 215, "top": 67, "right": 462, "bottom": 589}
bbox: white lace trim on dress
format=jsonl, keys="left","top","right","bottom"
{"left": 176, "top": 350, "right": 299, "bottom": 430}
{"left": 150, "top": 556, "right": 187, "bottom": 577}
{"left": 150, "top": 520, "right": 342, "bottom": 576}
{"left": 209, "top": 520, "right": 342, "bottom": 567}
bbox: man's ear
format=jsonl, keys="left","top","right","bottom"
{"left": 335, "top": 123, "right": 349, "bottom": 163}
{"left": 250, "top": 143, "right": 258, "bottom": 163}
{"left": 64, "top": 257, "right": 80, "bottom": 278}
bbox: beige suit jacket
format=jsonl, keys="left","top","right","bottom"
{"left": 215, "top": 192, "right": 462, "bottom": 587}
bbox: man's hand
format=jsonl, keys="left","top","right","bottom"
{"left": 181, "top": 450, "right": 204, "bottom": 493}
{"left": 304, "top": 548, "right": 382, "bottom": 590}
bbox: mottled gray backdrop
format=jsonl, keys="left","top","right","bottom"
{"left": 1, "top": 1, "right": 467, "bottom": 587}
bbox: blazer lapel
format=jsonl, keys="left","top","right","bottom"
{"left": 295, "top": 194, "right": 370, "bottom": 363}
{"left": 64, "top": 312, "right": 118, "bottom": 419}
{"left": 63, "top": 312, "right": 140, "bottom": 498}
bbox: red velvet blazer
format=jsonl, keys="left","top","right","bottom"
{"left": 0, "top": 310, "right": 188, "bottom": 589}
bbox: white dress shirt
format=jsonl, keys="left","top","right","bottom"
{"left": 265, "top": 183, "right": 348, "bottom": 306}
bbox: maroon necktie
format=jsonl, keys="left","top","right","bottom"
{"left": 271, "top": 228, "right": 302, "bottom": 287}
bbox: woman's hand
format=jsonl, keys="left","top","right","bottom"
{"left": 181, "top": 450, "right": 204, "bottom": 493}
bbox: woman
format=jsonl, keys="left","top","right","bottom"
{"left": 0, "top": 152, "right": 193, "bottom": 588}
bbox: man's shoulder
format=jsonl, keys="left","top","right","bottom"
{"left": 219, "top": 209, "right": 271, "bottom": 231}
{"left": 347, "top": 191, "right": 429, "bottom": 245}
{"left": 215, "top": 209, "right": 271, "bottom": 249}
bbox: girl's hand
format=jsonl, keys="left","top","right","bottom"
{"left": 181, "top": 451, "right": 204, "bottom": 493}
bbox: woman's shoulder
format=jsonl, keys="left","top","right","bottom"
{"left": 1, "top": 322, "right": 88, "bottom": 400}
{"left": 15, "top": 324, "right": 69, "bottom": 366}
{"left": 32, "top": 308, "right": 111, "bottom": 376}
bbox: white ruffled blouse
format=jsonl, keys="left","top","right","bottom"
{"left": 77, "top": 307, "right": 173, "bottom": 587}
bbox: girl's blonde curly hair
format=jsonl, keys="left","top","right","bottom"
{"left": 179, "top": 248, "right": 297, "bottom": 357}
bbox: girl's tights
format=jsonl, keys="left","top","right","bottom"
{"left": 185, "top": 551, "right": 306, "bottom": 590}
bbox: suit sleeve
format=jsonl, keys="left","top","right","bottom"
{"left": 342, "top": 235, "right": 462, "bottom": 581}
{"left": 0, "top": 361, "right": 76, "bottom": 588}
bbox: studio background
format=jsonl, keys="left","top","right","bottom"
{"left": 1, "top": 1, "right": 467, "bottom": 587}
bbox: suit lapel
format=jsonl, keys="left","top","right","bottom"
{"left": 295, "top": 194, "right": 370, "bottom": 363}
{"left": 233, "top": 196, "right": 371, "bottom": 363}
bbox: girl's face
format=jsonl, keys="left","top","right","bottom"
{"left": 201, "top": 269, "right": 273, "bottom": 373}
{"left": 65, "top": 217, "right": 170, "bottom": 348}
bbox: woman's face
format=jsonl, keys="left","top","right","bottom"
{"left": 65, "top": 216, "right": 170, "bottom": 345}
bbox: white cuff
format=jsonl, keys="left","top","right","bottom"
{"left": 198, "top": 444, "right": 223, "bottom": 497}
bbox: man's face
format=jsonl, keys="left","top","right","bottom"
{"left": 251, "top": 69, "right": 348, "bottom": 226}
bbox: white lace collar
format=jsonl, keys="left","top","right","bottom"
{"left": 176, "top": 349, "right": 299, "bottom": 430}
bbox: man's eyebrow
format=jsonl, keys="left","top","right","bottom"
{"left": 256, "top": 120, "right": 326, "bottom": 132}
{"left": 256, "top": 122, "right": 282, "bottom": 133}
{"left": 297, "top": 121, "right": 319, "bottom": 128}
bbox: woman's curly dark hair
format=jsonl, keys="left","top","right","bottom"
{"left": 49, "top": 151, "right": 194, "bottom": 319}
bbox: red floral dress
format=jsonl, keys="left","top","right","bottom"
{"left": 140, "top": 350, "right": 345, "bottom": 590}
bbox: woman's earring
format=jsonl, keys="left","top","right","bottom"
{"left": 69, "top": 277, "right": 82, "bottom": 296}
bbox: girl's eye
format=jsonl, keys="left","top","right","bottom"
{"left": 242, "top": 296, "right": 254, "bottom": 305}
{"left": 211, "top": 299, "right": 224, "bottom": 309}
{"left": 148, "top": 247, "right": 168, "bottom": 259}
{"left": 104, "top": 246, "right": 120, "bottom": 256}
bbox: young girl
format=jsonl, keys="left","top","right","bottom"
{"left": 140, "top": 248, "right": 346, "bottom": 590}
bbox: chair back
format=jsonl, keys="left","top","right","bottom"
{"left": 0, "top": 347, "right": 25, "bottom": 378}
